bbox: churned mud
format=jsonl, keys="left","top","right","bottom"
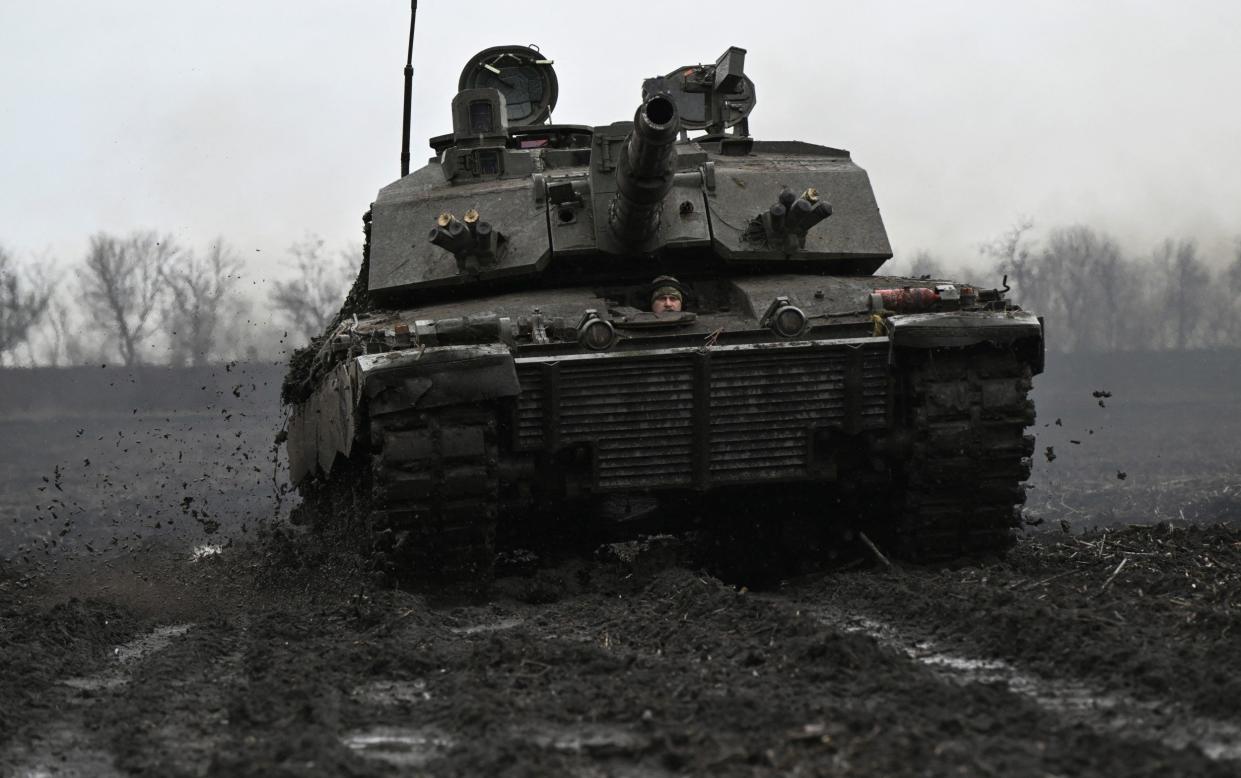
{"left": 3, "top": 354, "right": 1240, "bottom": 774}
{"left": 2, "top": 522, "right": 1239, "bottom": 777}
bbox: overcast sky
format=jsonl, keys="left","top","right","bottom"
{"left": 3, "top": 0, "right": 1240, "bottom": 280}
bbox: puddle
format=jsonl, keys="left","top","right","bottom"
{"left": 341, "top": 721, "right": 646, "bottom": 768}
{"left": 190, "top": 544, "right": 224, "bottom": 561}
{"left": 342, "top": 726, "right": 454, "bottom": 767}
{"left": 114, "top": 624, "right": 192, "bottom": 663}
{"left": 450, "top": 617, "right": 524, "bottom": 635}
{"left": 524, "top": 723, "right": 648, "bottom": 755}
{"left": 351, "top": 679, "right": 432, "bottom": 705}
{"left": 816, "top": 607, "right": 1241, "bottom": 761}
{"left": 63, "top": 624, "right": 193, "bottom": 691}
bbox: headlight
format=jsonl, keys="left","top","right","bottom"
{"left": 770, "top": 304, "right": 807, "bottom": 337}
{"left": 578, "top": 317, "right": 616, "bottom": 350}
{"left": 760, "top": 295, "right": 808, "bottom": 338}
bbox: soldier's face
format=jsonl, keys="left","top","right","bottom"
{"left": 652, "top": 294, "right": 682, "bottom": 314}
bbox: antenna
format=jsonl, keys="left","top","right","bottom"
{"left": 399, "top": 1, "right": 418, "bottom": 177}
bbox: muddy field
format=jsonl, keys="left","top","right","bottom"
{"left": 2, "top": 351, "right": 1240, "bottom": 775}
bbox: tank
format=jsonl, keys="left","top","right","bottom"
{"left": 282, "top": 43, "right": 1044, "bottom": 584}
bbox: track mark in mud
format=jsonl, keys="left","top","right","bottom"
{"left": 522, "top": 722, "right": 650, "bottom": 756}
{"left": 115, "top": 637, "right": 245, "bottom": 774}
{"left": 62, "top": 623, "right": 193, "bottom": 691}
{"left": 351, "top": 679, "right": 433, "bottom": 705}
{"left": 342, "top": 726, "right": 454, "bottom": 767}
{"left": 814, "top": 606, "right": 1241, "bottom": 761}
{"left": 8, "top": 727, "right": 123, "bottom": 778}
{"left": 449, "top": 616, "right": 525, "bottom": 635}
{"left": 7, "top": 624, "right": 195, "bottom": 777}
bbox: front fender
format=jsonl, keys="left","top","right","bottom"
{"left": 888, "top": 310, "right": 1044, "bottom": 372}
{"left": 359, "top": 344, "right": 519, "bottom": 415}
{"left": 287, "top": 345, "right": 518, "bottom": 483}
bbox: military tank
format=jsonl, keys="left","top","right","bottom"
{"left": 283, "top": 41, "right": 1043, "bottom": 583}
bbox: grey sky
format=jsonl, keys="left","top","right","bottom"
{"left": 3, "top": 0, "right": 1240, "bottom": 279}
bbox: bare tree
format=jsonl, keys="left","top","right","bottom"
{"left": 980, "top": 218, "right": 1038, "bottom": 307}
{"left": 80, "top": 231, "right": 179, "bottom": 366}
{"left": 975, "top": 222, "right": 1241, "bottom": 353}
{"left": 1151, "top": 238, "right": 1211, "bottom": 350}
{"left": 40, "top": 295, "right": 91, "bottom": 367}
{"left": 161, "top": 240, "right": 243, "bottom": 366}
{"left": 1224, "top": 237, "right": 1241, "bottom": 343}
{"left": 1087, "top": 237, "right": 1139, "bottom": 352}
{"left": 0, "top": 245, "right": 54, "bottom": 366}
{"left": 1032, "top": 226, "right": 1126, "bottom": 353}
{"left": 268, "top": 235, "right": 357, "bottom": 342}
{"left": 1229, "top": 237, "right": 1241, "bottom": 293}
{"left": 212, "top": 296, "right": 269, "bottom": 362}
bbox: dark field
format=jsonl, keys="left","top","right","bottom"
{"left": 1025, "top": 350, "right": 1241, "bottom": 527}
{"left": 0, "top": 363, "right": 287, "bottom": 564}
{"left": 1, "top": 350, "right": 1239, "bottom": 775}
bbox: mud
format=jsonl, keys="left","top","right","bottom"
{"left": 3, "top": 353, "right": 1241, "bottom": 774}
{"left": 2, "top": 522, "right": 1239, "bottom": 777}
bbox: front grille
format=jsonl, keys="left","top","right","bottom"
{"left": 513, "top": 339, "right": 889, "bottom": 490}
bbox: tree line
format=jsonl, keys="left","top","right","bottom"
{"left": 902, "top": 221, "right": 1241, "bottom": 353}
{"left": 0, "top": 232, "right": 356, "bottom": 367}
{"left": 2, "top": 221, "right": 1240, "bottom": 366}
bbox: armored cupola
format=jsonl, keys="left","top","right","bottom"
{"left": 437, "top": 45, "right": 560, "bottom": 183}
{"left": 456, "top": 45, "right": 558, "bottom": 127}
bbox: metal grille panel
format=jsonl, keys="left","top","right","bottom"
{"left": 514, "top": 340, "right": 888, "bottom": 489}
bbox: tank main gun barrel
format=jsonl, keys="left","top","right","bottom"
{"left": 609, "top": 93, "right": 681, "bottom": 245}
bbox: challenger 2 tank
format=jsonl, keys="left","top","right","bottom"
{"left": 283, "top": 43, "right": 1044, "bottom": 584}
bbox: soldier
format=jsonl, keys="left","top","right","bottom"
{"left": 650, "top": 275, "right": 684, "bottom": 314}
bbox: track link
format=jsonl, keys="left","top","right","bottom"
{"left": 897, "top": 347, "right": 1036, "bottom": 559}
{"left": 369, "top": 403, "right": 499, "bottom": 584}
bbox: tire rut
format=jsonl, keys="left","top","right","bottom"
{"left": 807, "top": 601, "right": 1241, "bottom": 761}
{"left": 2, "top": 622, "right": 197, "bottom": 777}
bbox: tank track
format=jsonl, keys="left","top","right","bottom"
{"left": 368, "top": 403, "right": 499, "bottom": 585}
{"left": 896, "top": 347, "right": 1036, "bottom": 560}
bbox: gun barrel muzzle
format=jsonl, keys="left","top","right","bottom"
{"left": 609, "top": 93, "right": 682, "bottom": 245}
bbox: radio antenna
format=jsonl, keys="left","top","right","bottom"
{"left": 399, "top": 1, "right": 418, "bottom": 177}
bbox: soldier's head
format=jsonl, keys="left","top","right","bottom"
{"left": 650, "top": 276, "right": 684, "bottom": 314}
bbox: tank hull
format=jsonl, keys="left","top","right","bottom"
{"left": 288, "top": 290, "right": 1041, "bottom": 581}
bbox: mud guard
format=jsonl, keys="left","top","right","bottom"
{"left": 287, "top": 345, "right": 518, "bottom": 483}
{"left": 360, "top": 345, "right": 520, "bottom": 414}
{"left": 888, "top": 311, "right": 1044, "bottom": 373}
{"left": 288, "top": 362, "right": 357, "bottom": 483}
